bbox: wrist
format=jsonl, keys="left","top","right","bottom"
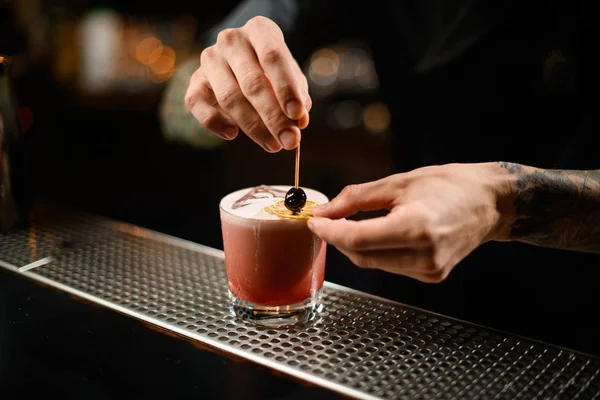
{"left": 481, "top": 161, "right": 522, "bottom": 242}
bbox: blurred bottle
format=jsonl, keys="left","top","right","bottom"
{"left": 79, "top": 7, "right": 123, "bottom": 93}
{"left": 0, "top": 55, "right": 29, "bottom": 232}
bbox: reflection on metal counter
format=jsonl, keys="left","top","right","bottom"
{"left": 1, "top": 205, "right": 599, "bottom": 399}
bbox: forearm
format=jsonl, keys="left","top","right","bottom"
{"left": 498, "top": 162, "right": 600, "bottom": 253}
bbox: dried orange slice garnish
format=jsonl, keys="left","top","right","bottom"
{"left": 264, "top": 200, "right": 320, "bottom": 220}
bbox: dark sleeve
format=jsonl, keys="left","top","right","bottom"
{"left": 201, "top": 0, "right": 360, "bottom": 64}
{"left": 202, "top": 0, "right": 301, "bottom": 46}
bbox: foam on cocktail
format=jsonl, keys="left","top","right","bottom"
{"left": 220, "top": 185, "right": 328, "bottom": 221}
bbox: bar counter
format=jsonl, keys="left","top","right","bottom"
{"left": 1, "top": 204, "right": 599, "bottom": 400}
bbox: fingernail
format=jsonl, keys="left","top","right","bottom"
{"left": 298, "top": 112, "right": 310, "bottom": 130}
{"left": 264, "top": 140, "right": 282, "bottom": 152}
{"left": 285, "top": 100, "right": 303, "bottom": 119}
{"left": 279, "top": 130, "right": 298, "bottom": 150}
{"left": 304, "top": 95, "right": 312, "bottom": 112}
{"left": 307, "top": 217, "right": 319, "bottom": 229}
{"left": 222, "top": 126, "right": 238, "bottom": 139}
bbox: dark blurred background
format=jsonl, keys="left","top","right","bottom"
{"left": 2, "top": 0, "right": 394, "bottom": 290}
{"left": 2, "top": 0, "right": 392, "bottom": 241}
{"left": 1, "top": 0, "right": 599, "bottom": 358}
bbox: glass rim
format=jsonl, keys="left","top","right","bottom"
{"left": 219, "top": 185, "right": 329, "bottom": 222}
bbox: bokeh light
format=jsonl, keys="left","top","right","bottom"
{"left": 309, "top": 48, "right": 340, "bottom": 86}
{"left": 327, "top": 100, "right": 362, "bottom": 130}
{"left": 362, "top": 102, "right": 391, "bottom": 133}
{"left": 148, "top": 46, "right": 176, "bottom": 82}
{"left": 136, "top": 36, "right": 162, "bottom": 65}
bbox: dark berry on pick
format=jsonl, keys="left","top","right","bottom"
{"left": 285, "top": 187, "right": 307, "bottom": 212}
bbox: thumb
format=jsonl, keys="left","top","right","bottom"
{"left": 313, "top": 179, "right": 394, "bottom": 219}
{"left": 307, "top": 216, "right": 345, "bottom": 243}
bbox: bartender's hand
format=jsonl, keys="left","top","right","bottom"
{"left": 184, "top": 16, "right": 311, "bottom": 152}
{"left": 308, "top": 163, "right": 514, "bottom": 283}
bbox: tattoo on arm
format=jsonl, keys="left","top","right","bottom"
{"left": 499, "top": 162, "right": 600, "bottom": 253}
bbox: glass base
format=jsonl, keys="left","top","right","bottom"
{"left": 229, "top": 289, "right": 324, "bottom": 329}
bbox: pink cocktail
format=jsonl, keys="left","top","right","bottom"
{"left": 220, "top": 185, "right": 328, "bottom": 327}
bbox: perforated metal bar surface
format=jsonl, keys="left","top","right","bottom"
{"left": 0, "top": 205, "right": 118, "bottom": 269}
{"left": 1, "top": 208, "right": 599, "bottom": 400}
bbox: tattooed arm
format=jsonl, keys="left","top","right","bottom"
{"left": 498, "top": 162, "right": 600, "bottom": 253}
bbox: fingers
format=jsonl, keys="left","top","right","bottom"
{"left": 335, "top": 247, "right": 447, "bottom": 283}
{"left": 313, "top": 178, "right": 397, "bottom": 219}
{"left": 308, "top": 209, "right": 430, "bottom": 251}
{"left": 220, "top": 27, "right": 301, "bottom": 149}
{"left": 295, "top": 69, "right": 311, "bottom": 129}
{"left": 298, "top": 70, "right": 312, "bottom": 113}
{"left": 297, "top": 112, "right": 310, "bottom": 130}
{"left": 185, "top": 68, "right": 239, "bottom": 140}
{"left": 244, "top": 17, "right": 310, "bottom": 121}
{"left": 185, "top": 17, "right": 313, "bottom": 152}
{"left": 200, "top": 45, "right": 283, "bottom": 152}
